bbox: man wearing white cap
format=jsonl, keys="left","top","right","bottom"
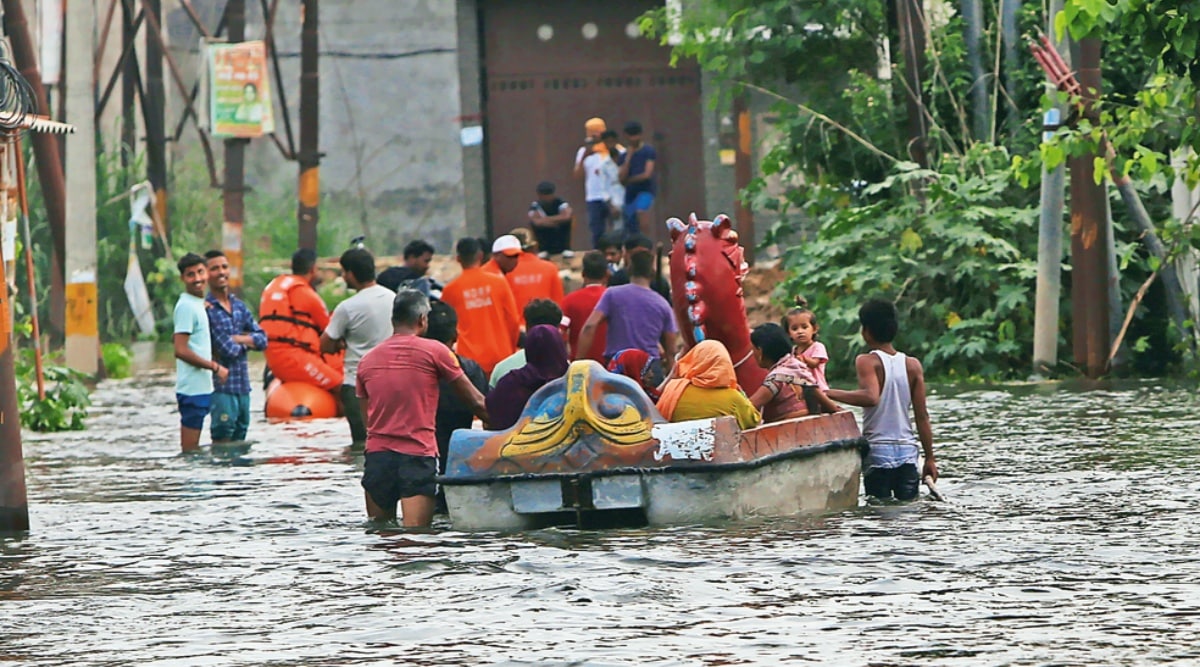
{"left": 484, "top": 230, "right": 564, "bottom": 325}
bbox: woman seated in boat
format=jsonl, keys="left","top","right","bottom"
{"left": 746, "top": 323, "right": 842, "bottom": 423}
{"left": 606, "top": 348, "right": 665, "bottom": 402}
{"left": 655, "top": 339, "right": 761, "bottom": 429}
{"left": 486, "top": 324, "right": 570, "bottom": 430}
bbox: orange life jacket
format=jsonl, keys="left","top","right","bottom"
{"left": 259, "top": 275, "right": 329, "bottom": 352}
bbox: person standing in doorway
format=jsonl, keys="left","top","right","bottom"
{"left": 174, "top": 253, "right": 228, "bottom": 453}
{"left": 357, "top": 288, "right": 489, "bottom": 526}
{"left": 204, "top": 250, "right": 268, "bottom": 445}
{"left": 574, "top": 117, "right": 621, "bottom": 247}
{"left": 618, "top": 121, "right": 657, "bottom": 237}
{"left": 321, "top": 248, "right": 396, "bottom": 451}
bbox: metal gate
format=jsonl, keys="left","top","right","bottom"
{"left": 481, "top": 0, "right": 706, "bottom": 249}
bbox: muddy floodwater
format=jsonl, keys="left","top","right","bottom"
{"left": 3, "top": 360, "right": 1200, "bottom": 665}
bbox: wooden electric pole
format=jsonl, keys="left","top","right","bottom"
{"left": 223, "top": 0, "right": 247, "bottom": 292}
{"left": 297, "top": 0, "right": 320, "bottom": 251}
{"left": 1069, "top": 37, "right": 1110, "bottom": 378}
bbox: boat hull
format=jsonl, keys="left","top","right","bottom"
{"left": 444, "top": 436, "right": 862, "bottom": 531}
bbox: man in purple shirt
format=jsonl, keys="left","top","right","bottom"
{"left": 205, "top": 250, "right": 269, "bottom": 444}
{"left": 577, "top": 249, "right": 678, "bottom": 365}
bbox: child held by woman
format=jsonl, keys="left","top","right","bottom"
{"left": 782, "top": 297, "right": 829, "bottom": 390}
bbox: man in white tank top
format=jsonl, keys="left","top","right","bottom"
{"left": 825, "top": 299, "right": 937, "bottom": 500}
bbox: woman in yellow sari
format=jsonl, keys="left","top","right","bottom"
{"left": 655, "top": 340, "right": 761, "bottom": 429}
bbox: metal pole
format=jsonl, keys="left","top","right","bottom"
{"left": 733, "top": 95, "right": 753, "bottom": 266}
{"left": 1069, "top": 37, "right": 1109, "bottom": 378}
{"left": 962, "top": 0, "right": 988, "bottom": 141}
{"left": 120, "top": 0, "right": 137, "bottom": 170}
{"left": 144, "top": 0, "right": 168, "bottom": 236}
{"left": 2, "top": 0, "right": 68, "bottom": 337}
{"left": 0, "top": 188, "right": 29, "bottom": 532}
{"left": 1033, "top": 0, "right": 1068, "bottom": 374}
{"left": 1033, "top": 108, "right": 1065, "bottom": 373}
{"left": 64, "top": 0, "right": 100, "bottom": 375}
{"left": 223, "top": 0, "right": 247, "bottom": 292}
{"left": 297, "top": 0, "right": 320, "bottom": 251}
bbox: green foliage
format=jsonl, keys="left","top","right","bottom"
{"left": 15, "top": 348, "right": 91, "bottom": 432}
{"left": 778, "top": 146, "right": 1040, "bottom": 379}
{"left": 101, "top": 342, "right": 133, "bottom": 379}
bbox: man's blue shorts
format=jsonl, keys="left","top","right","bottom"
{"left": 176, "top": 393, "right": 212, "bottom": 431}
{"left": 210, "top": 392, "right": 251, "bottom": 442}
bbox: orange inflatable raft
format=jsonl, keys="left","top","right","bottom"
{"left": 264, "top": 380, "right": 341, "bottom": 419}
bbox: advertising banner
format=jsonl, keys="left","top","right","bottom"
{"left": 206, "top": 41, "right": 275, "bottom": 138}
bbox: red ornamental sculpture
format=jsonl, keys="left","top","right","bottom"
{"left": 667, "top": 213, "right": 769, "bottom": 392}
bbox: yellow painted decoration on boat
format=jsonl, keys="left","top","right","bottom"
{"left": 499, "top": 361, "right": 655, "bottom": 460}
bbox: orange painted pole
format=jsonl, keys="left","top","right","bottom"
{"left": 0, "top": 203, "right": 30, "bottom": 532}
{"left": 15, "top": 141, "right": 44, "bottom": 398}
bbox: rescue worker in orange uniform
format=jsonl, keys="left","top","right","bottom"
{"left": 260, "top": 249, "right": 344, "bottom": 390}
{"left": 484, "top": 229, "right": 564, "bottom": 323}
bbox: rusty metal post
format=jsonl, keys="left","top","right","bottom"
{"left": 733, "top": 95, "right": 754, "bottom": 265}
{"left": 121, "top": 0, "right": 138, "bottom": 169}
{"left": 895, "top": 0, "right": 928, "bottom": 167}
{"left": 2, "top": 0, "right": 68, "bottom": 335}
{"left": 0, "top": 217, "right": 29, "bottom": 532}
{"left": 144, "top": 0, "right": 168, "bottom": 235}
{"left": 223, "top": 0, "right": 248, "bottom": 291}
{"left": 297, "top": 0, "right": 320, "bottom": 251}
{"left": 1069, "top": 37, "right": 1109, "bottom": 377}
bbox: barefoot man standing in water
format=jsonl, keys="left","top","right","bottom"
{"left": 173, "top": 253, "right": 228, "bottom": 453}
{"left": 356, "top": 289, "right": 489, "bottom": 526}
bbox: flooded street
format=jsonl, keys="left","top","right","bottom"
{"left": 3, "top": 367, "right": 1200, "bottom": 666}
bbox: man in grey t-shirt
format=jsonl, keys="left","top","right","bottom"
{"left": 321, "top": 248, "right": 396, "bottom": 450}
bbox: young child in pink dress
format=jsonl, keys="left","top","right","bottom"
{"left": 783, "top": 297, "right": 829, "bottom": 390}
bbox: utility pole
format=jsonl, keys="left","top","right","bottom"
{"left": 63, "top": 0, "right": 100, "bottom": 375}
{"left": 145, "top": 0, "right": 168, "bottom": 235}
{"left": 121, "top": 0, "right": 137, "bottom": 170}
{"left": 297, "top": 0, "right": 320, "bottom": 251}
{"left": 962, "top": 0, "right": 988, "bottom": 141}
{"left": 894, "top": 0, "right": 928, "bottom": 167}
{"left": 2, "top": 0, "right": 68, "bottom": 336}
{"left": 1033, "top": 0, "right": 1067, "bottom": 374}
{"left": 1069, "top": 37, "right": 1110, "bottom": 378}
{"left": 0, "top": 232, "right": 28, "bottom": 531}
{"left": 223, "top": 0, "right": 247, "bottom": 291}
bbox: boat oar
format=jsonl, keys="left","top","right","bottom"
{"left": 923, "top": 475, "right": 946, "bottom": 502}
{"left": 14, "top": 141, "right": 45, "bottom": 399}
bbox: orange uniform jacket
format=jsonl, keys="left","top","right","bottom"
{"left": 260, "top": 274, "right": 344, "bottom": 389}
{"left": 484, "top": 253, "right": 565, "bottom": 320}
{"left": 441, "top": 267, "right": 522, "bottom": 375}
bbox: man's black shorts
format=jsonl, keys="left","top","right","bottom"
{"left": 362, "top": 450, "right": 438, "bottom": 509}
{"left": 864, "top": 463, "right": 921, "bottom": 501}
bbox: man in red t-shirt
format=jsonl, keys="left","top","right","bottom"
{"left": 562, "top": 251, "right": 608, "bottom": 362}
{"left": 356, "top": 288, "right": 488, "bottom": 526}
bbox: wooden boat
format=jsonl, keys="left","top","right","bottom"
{"left": 441, "top": 361, "right": 865, "bottom": 530}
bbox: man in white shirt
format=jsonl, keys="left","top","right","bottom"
{"left": 574, "top": 117, "right": 621, "bottom": 249}
{"left": 321, "top": 248, "right": 396, "bottom": 451}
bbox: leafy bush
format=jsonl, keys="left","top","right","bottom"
{"left": 101, "top": 342, "right": 133, "bottom": 379}
{"left": 16, "top": 350, "right": 91, "bottom": 432}
{"left": 775, "top": 147, "right": 1041, "bottom": 379}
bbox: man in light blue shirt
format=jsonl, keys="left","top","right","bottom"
{"left": 173, "top": 253, "right": 228, "bottom": 453}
